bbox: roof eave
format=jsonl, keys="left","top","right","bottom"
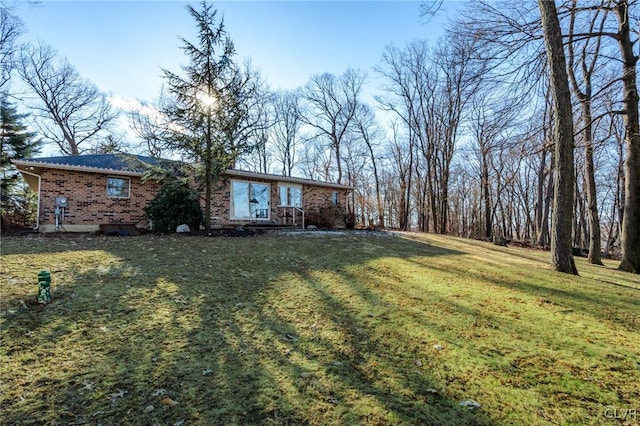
{"left": 11, "top": 159, "right": 145, "bottom": 177}
{"left": 223, "top": 169, "right": 355, "bottom": 190}
{"left": 10, "top": 159, "right": 355, "bottom": 190}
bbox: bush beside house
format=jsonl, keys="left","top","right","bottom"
{"left": 144, "top": 181, "right": 203, "bottom": 233}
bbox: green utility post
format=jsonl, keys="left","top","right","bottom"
{"left": 37, "top": 270, "right": 51, "bottom": 304}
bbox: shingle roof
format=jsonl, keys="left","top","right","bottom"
{"left": 18, "top": 153, "right": 166, "bottom": 173}
{"left": 13, "top": 154, "right": 354, "bottom": 190}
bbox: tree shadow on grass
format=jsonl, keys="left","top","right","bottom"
{"left": 243, "top": 272, "right": 489, "bottom": 425}
{"left": 410, "top": 258, "right": 640, "bottom": 333}
{"left": 0, "top": 233, "right": 502, "bottom": 425}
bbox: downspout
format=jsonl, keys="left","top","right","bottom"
{"left": 18, "top": 169, "right": 41, "bottom": 231}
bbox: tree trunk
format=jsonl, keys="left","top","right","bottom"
{"left": 482, "top": 152, "right": 492, "bottom": 239}
{"left": 204, "top": 107, "right": 212, "bottom": 232}
{"left": 334, "top": 138, "right": 342, "bottom": 185}
{"left": 583, "top": 106, "right": 602, "bottom": 264}
{"left": 616, "top": 0, "right": 640, "bottom": 273}
{"left": 535, "top": 147, "right": 548, "bottom": 245}
{"left": 540, "top": 161, "right": 554, "bottom": 247}
{"left": 566, "top": 1, "right": 603, "bottom": 265}
{"left": 440, "top": 169, "right": 450, "bottom": 234}
{"left": 538, "top": 0, "right": 578, "bottom": 274}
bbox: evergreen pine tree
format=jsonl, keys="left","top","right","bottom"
{"left": 1, "top": 97, "right": 41, "bottom": 229}
{"left": 162, "top": 1, "right": 263, "bottom": 231}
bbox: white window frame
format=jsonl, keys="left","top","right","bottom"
{"left": 278, "top": 183, "right": 302, "bottom": 207}
{"left": 230, "top": 179, "right": 271, "bottom": 220}
{"left": 106, "top": 176, "right": 131, "bottom": 198}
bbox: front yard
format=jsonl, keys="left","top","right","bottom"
{"left": 1, "top": 231, "right": 638, "bottom": 425}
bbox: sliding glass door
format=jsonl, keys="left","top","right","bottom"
{"left": 231, "top": 180, "right": 270, "bottom": 220}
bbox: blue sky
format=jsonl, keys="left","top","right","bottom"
{"left": 16, "top": 1, "right": 459, "bottom": 105}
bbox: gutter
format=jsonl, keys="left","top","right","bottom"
{"left": 17, "top": 168, "right": 41, "bottom": 231}
{"left": 224, "top": 169, "right": 355, "bottom": 190}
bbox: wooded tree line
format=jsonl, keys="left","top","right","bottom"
{"left": 235, "top": 1, "right": 639, "bottom": 273}
{"left": 1, "top": 0, "right": 638, "bottom": 273}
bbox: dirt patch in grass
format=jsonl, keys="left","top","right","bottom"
{"left": 1, "top": 231, "right": 639, "bottom": 425}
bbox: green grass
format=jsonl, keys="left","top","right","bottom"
{"left": 1, "top": 231, "right": 638, "bottom": 425}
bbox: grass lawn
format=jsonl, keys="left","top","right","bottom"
{"left": 1, "top": 231, "right": 639, "bottom": 425}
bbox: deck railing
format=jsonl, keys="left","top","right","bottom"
{"left": 280, "top": 206, "right": 305, "bottom": 229}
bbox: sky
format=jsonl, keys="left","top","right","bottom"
{"left": 15, "top": 1, "right": 461, "bottom": 105}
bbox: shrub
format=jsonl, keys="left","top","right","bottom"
{"left": 144, "top": 181, "right": 203, "bottom": 233}
{"left": 1, "top": 187, "right": 38, "bottom": 232}
{"left": 345, "top": 211, "right": 356, "bottom": 229}
{"left": 306, "top": 205, "right": 348, "bottom": 229}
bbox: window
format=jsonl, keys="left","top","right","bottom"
{"left": 231, "top": 180, "right": 270, "bottom": 220}
{"left": 278, "top": 183, "right": 302, "bottom": 207}
{"left": 331, "top": 191, "right": 340, "bottom": 206}
{"left": 106, "top": 177, "right": 130, "bottom": 198}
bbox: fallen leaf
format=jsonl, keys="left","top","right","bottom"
{"left": 161, "top": 397, "right": 178, "bottom": 407}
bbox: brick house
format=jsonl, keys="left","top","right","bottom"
{"left": 12, "top": 154, "right": 353, "bottom": 232}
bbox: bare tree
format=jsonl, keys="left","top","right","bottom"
{"left": 377, "top": 36, "right": 480, "bottom": 234}
{"left": 432, "top": 35, "right": 482, "bottom": 233}
{"left": 388, "top": 120, "right": 414, "bottom": 230}
{"left": 236, "top": 76, "right": 275, "bottom": 174}
{"left": 17, "top": 42, "right": 119, "bottom": 155}
{"left": 129, "top": 98, "right": 173, "bottom": 158}
{"left": 534, "top": 107, "right": 555, "bottom": 248}
{"left": 376, "top": 41, "right": 428, "bottom": 231}
{"left": 300, "top": 68, "right": 365, "bottom": 185}
{"left": 299, "top": 139, "right": 332, "bottom": 182}
{"left": 560, "top": 0, "right": 639, "bottom": 272}
{"left": 0, "top": 3, "right": 23, "bottom": 90}
{"left": 612, "top": 0, "right": 640, "bottom": 273}
{"left": 538, "top": 0, "right": 578, "bottom": 275}
{"left": 468, "top": 94, "right": 520, "bottom": 239}
{"left": 353, "top": 103, "right": 384, "bottom": 227}
{"left": 272, "top": 89, "right": 302, "bottom": 176}
{"left": 567, "top": 0, "right": 608, "bottom": 264}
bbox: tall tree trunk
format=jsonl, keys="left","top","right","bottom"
{"left": 440, "top": 169, "right": 450, "bottom": 234}
{"left": 204, "top": 106, "right": 212, "bottom": 232}
{"left": 482, "top": 152, "right": 492, "bottom": 239}
{"left": 364, "top": 137, "right": 384, "bottom": 228}
{"left": 538, "top": 0, "right": 578, "bottom": 274}
{"left": 616, "top": 0, "right": 640, "bottom": 273}
{"left": 535, "top": 147, "right": 548, "bottom": 245}
{"left": 567, "top": 1, "right": 604, "bottom": 265}
{"left": 540, "top": 161, "right": 554, "bottom": 247}
{"left": 583, "top": 112, "right": 602, "bottom": 263}
{"left": 334, "top": 139, "right": 343, "bottom": 185}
